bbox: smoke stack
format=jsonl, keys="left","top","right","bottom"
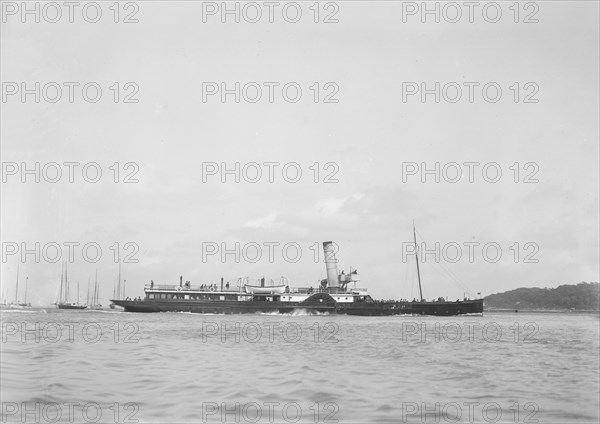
{"left": 221, "top": 277, "right": 224, "bottom": 291}
{"left": 180, "top": 276, "right": 183, "bottom": 287}
{"left": 323, "top": 241, "right": 339, "bottom": 288}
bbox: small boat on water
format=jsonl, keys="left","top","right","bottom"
{"left": 58, "top": 303, "right": 88, "bottom": 310}
{"left": 108, "top": 261, "right": 125, "bottom": 310}
{"left": 3, "top": 265, "right": 32, "bottom": 309}
{"left": 111, "top": 232, "right": 484, "bottom": 316}
{"left": 85, "top": 270, "right": 103, "bottom": 310}
{"left": 56, "top": 263, "right": 87, "bottom": 310}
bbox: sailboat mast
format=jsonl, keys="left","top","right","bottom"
{"left": 14, "top": 263, "right": 19, "bottom": 303}
{"left": 24, "top": 277, "right": 28, "bottom": 304}
{"left": 87, "top": 278, "right": 90, "bottom": 305}
{"left": 59, "top": 263, "right": 64, "bottom": 303}
{"left": 65, "top": 263, "right": 69, "bottom": 302}
{"left": 77, "top": 280, "right": 80, "bottom": 304}
{"left": 413, "top": 221, "right": 424, "bottom": 301}
{"left": 95, "top": 269, "right": 98, "bottom": 305}
{"left": 117, "top": 260, "right": 121, "bottom": 300}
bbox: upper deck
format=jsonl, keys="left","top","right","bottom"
{"left": 140, "top": 283, "right": 369, "bottom": 303}
{"left": 144, "top": 284, "right": 367, "bottom": 295}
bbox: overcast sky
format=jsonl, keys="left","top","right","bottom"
{"left": 1, "top": 1, "right": 598, "bottom": 305}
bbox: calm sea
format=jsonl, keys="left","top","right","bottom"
{"left": 1, "top": 310, "right": 598, "bottom": 424}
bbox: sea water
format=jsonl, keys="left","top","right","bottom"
{"left": 1, "top": 310, "right": 598, "bottom": 423}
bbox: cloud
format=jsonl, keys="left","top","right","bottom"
{"left": 245, "top": 211, "right": 281, "bottom": 229}
{"left": 313, "top": 192, "right": 365, "bottom": 218}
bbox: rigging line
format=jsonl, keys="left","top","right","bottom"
{"left": 436, "top": 258, "right": 473, "bottom": 293}
{"left": 414, "top": 228, "right": 473, "bottom": 293}
{"left": 427, "top": 249, "right": 471, "bottom": 293}
{"left": 430, "top": 258, "right": 469, "bottom": 294}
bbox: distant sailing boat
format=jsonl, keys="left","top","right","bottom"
{"left": 0, "top": 285, "right": 8, "bottom": 309}
{"left": 109, "top": 260, "right": 124, "bottom": 310}
{"left": 18, "top": 276, "right": 32, "bottom": 307}
{"left": 87, "top": 269, "right": 102, "bottom": 310}
{"left": 56, "top": 263, "right": 87, "bottom": 310}
{"left": 8, "top": 264, "right": 31, "bottom": 309}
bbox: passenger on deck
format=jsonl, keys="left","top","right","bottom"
{"left": 226, "top": 282, "right": 230, "bottom": 289}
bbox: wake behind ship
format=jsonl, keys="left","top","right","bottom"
{"left": 111, "top": 241, "right": 483, "bottom": 316}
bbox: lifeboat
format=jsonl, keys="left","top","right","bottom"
{"left": 244, "top": 284, "right": 287, "bottom": 295}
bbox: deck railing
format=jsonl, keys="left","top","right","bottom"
{"left": 143, "top": 284, "right": 367, "bottom": 294}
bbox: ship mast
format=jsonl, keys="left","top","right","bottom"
{"left": 65, "top": 263, "right": 69, "bottom": 302}
{"left": 413, "top": 221, "right": 424, "bottom": 301}
{"left": 117, "top": 260, "right": 122, "bottom": 300}
{"left": 24, "top": 277, "right": 28, "bottom": 304}
{"left": 59, "top": 263, "right": 64, "bottom": 304}
{"left": 14, "top": 263, "right": 19, "bottom": 303}
{"left": 94, "top": 269, "right": 99, "bottom": 305}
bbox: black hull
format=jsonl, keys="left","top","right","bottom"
{"left": 111, "top": 300, "right": 335, "bottom": 314}
{"left": 57, "top": 304, "right": 87, "bottom": 310}
{"left": 111, "top": 298, "right": 483, "bottom": 316}
{"left": 339, "top": 300, "right": 484, "bottom": 316}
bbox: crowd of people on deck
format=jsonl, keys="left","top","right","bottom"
{"left": 149, "top": 279, "right": 233, "bottom": 292}
{"left": 374, "top": 297, "right": 472, "bottom": 303}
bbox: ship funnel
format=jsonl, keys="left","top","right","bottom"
{"left": 323, "top": 241, "right": 339, "bottom": 288}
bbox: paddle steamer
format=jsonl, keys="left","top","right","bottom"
{"left": 111, "top": 240, "right": 483, "bottom": 316}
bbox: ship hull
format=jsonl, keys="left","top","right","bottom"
{"left": 338, "top": 300, "right": 484, "bottom": 316}
{"left": 57, "top": 304, "right": 87, "bottom": 310}
{"left": 111, "top": 298, "right": 483, "bottom": 316}
{"left": 111, "top": 299, "right": 335, "bottom": 314}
